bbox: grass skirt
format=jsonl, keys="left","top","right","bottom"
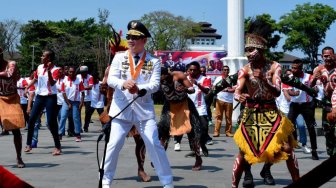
{"left": 0, "top": 94, "right": 25, "bottom": 131}
{"left": 233, "top": 107, "right": 297, "bottom": 164}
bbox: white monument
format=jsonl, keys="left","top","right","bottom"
{"left": 221, "top": 0, "right": 248, "bottom": 122}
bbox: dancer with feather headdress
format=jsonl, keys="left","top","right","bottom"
{"left": 231, "top": 18, "right": 299, "bottom": 188}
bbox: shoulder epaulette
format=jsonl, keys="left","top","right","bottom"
{"left": 116, "top": 51, "right": 126, "bottom": 54}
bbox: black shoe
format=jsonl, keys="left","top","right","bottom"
{"left": 67, "top": 131, "right": 75, "bottom": 137}
{"left": 260, "top": 167, "right": 275, "bottom": 185}
{"left": 312, "top": 150, "right": 319, "bottom": 160}
{"left": 84, "top": 127, "right": 88, "bottom": 132}
{"left": 242, "top": 172, "right": 254, "bottom": 188}
{"left": 201, "top": 145, "right": 209, "bottom": 157}
{"left": 184, "top": 151, "right": 195, "bottom": 158}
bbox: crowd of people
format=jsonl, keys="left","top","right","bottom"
{"left": 0, "top": 19, "right": 336, "bottom": 188}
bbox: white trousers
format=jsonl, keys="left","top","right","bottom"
{"left": 102, "top": 118, "right": 173, "bottom": 186}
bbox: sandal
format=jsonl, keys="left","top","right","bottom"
{"left": 17, "top": 158, "right": 25, "bottom": 168}
{"left": 52, "top": 148, "right": 62, "bottom": 156}
{"left": 24, "top": 146, "right": 32, "bottom": 153}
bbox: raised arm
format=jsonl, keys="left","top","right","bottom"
{"left": 263, "top": 62, "right": 281, "bottom": 97}
{"left": 172, "top": 71, "right": 194, "bottom": 94}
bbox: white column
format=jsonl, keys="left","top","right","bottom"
{"left": 221, "top": 0, "right": 247, "bottom": 123}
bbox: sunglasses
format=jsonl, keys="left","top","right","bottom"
{"left": 126, "top": 35, "right": 143, "bottom": 40}
{"left": 322, "top": 55, "right": 332, "bottom": 59}
{"left": 223, "top": 69, "right": 229, "bottom": 71}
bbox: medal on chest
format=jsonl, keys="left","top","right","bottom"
{"left": 121, "top": 55, "right": 129, "bottom": 79}
{"left": 142, "top": 60, "right": 153, "bottom": 81}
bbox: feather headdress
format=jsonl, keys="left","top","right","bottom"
{"left": 109, "top": 27, "right": 128, "bottom": 56}
{"left": 245, "top": 18, "right": 272, "bottom": 49}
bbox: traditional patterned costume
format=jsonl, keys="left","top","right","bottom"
{"left": 231, "top": 19, "right": 299, "bottom": 188}
{"left": 0, "top": 57, "right": 26, "bottom": 168}
{"left": 157, "top": 70, "right": 204, "bottom": 170}
{"left": 0, "top": 61, "right": 25, "bottom": 131}
{"left": 234, "top": 99, "right": 296, "bottom": 164}
{"left": 315, "top": 63, "right": 336, "bottom": 156}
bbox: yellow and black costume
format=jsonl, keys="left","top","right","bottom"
{"left": 234, "top": 100, "right": 297, "bottom": 164}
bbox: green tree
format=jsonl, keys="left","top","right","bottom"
{"left": 279, "top": 3, "right": 336, "bottom": 69}
{"left": 18, "top": 20, "right": 62, "bottom": 75}
{"left": 140, "top": 11, "right": 201, "bottom": 52}
{"left": 48, "top": 18, "right": 101, "bottom": 71}
{"left": 245, "top": 14, "right": 283, "bottom": 61}
{"left": 18, "top": 16, "right": 114, "bottom": 77}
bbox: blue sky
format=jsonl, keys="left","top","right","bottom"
{"left": 2, "top": 0, "right": 336, "bottom": 58}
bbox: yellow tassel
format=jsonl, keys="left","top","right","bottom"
{"left": 233, "top": 113, "right": 297, "bottom": 165}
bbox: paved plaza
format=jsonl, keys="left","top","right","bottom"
{"left": 0, "top": 118, "right": 335, "bottom": 188}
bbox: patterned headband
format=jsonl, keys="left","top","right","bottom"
{"left": 245, "top": 34, "right": 267, "bottom": 49}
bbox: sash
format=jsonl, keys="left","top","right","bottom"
{"left": 128, "top": 50, "right": 146, "bottom": 80}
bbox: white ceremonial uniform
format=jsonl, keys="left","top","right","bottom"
{"left": 103, "top": 50, "right": 173, "bottom": 186}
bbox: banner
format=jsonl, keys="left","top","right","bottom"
{"left": 154, "top": 50, "right": 227, "bottom": 76}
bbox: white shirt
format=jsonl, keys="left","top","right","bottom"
{"left": 276, "top": 84, "right": 291, "bottom": 114}
{"left": 90, "top": 81, "right": 104, "bottom": 108}
{"left": 17, "top": 78, "right": 28, "bottom": 104}
{"left": 290, "top": 73, "right": 314, "bottom": 103}
{"left": 213, "top": 76, "right": 234, "bottom": 103}
{"left": 61, "top": 76, "right": 85, "bottom": 102}
{"left": 27, "top": 77, "right": 37, "bottom": 101}
{"left": 56, "top": 78, "right": 65, "bottom": 105}
{"left": 187, "top": 75, "right": 211, "bottom": 116}
{"left": 34, "top": 64, "right": 59, "bottom": 96}
{"left": 77, "top": 74, "right": 93, "bottom": 102}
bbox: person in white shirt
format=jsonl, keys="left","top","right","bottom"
{"left": 55, "top": 66, "right": 65, "bottom": 126}
{"left": 24, "top": 50, "right": 62, "bottom": 156}
{"left": 200, "top": 66, "right": 215, "bottom": 127}
{"left": 213, "top": 66, "right": 235, "bottom": 137}
{"left": 287, "top": 59, "right": 319, "bottom": 160}
{"left": 187, "top": 61, "right": 213, "bottom": 146}
{"left": 60, "top": 66, "right": 85, "bottom": 142}
{"left": 26, "top": 70, "right": 41, "bottom": 148}
{"left": 102, "top": 20, "right": 173, "bottom": 188}
{"left": 85, "top": 72, "right": 104, "bottom": 130}
{"left": 17, "top": 75, "right": 29, "bottom": 126}
{"left": 78, "top": 66, "right": 93, "bottom": 133}
{"left": 276, "top": 69, "right": 311, "bottom": 154}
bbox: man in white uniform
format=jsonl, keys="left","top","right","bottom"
{"left": 102, "top": 20, "right": 173, "bottom": 188}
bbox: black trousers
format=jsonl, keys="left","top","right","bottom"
{"left": 20, "top": 104, "right": 29, "bottom": 126}
{"left": 288, "top": 101, "right": 317, "bottom": 150}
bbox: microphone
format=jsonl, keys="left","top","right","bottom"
{"left": 98, "top": 88, "right": 147, "bottom": 140}
{"left": 138, "top": 89, "right": 147, "bottom": 97}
